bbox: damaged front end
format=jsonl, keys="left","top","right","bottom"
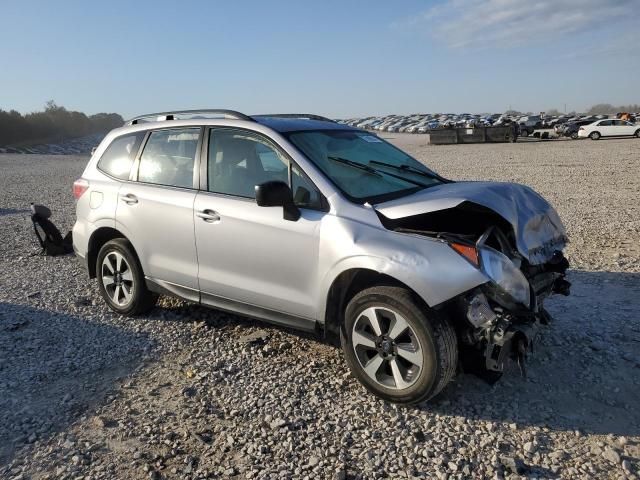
{"left": 374, "top": 182, "right": 571, "bottom": 380}
{"left": 449, "top": 226, "right": 570, "bottom": 380}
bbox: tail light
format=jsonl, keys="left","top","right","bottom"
{"left": 73, "top": 178, "right": 89, "bottom": 199}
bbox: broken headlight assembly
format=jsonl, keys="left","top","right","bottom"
{"left": 449, "top": 240, "right": 531, "bottom": 309}
{"left": 478, "top": 246, "right": 531, "bottom": 308}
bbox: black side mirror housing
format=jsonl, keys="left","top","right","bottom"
{"left": 255, "top": 181, "right": 300, "bottom": 221}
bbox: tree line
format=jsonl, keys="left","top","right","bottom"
{"left": 544, "top": 104, "right": 640, "bottom": 116}
{"left": 507, "top": 104, "right": 640, "bottom": 117}
{"left": 0, "top": 101, "right": 123, "bottom": 146}
{"left": 585, "top": 104, "right": 640, "bottom": 115}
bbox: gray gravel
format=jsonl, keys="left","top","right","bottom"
{"left": 1, "top": 136, "right": 639, "bottom": 479}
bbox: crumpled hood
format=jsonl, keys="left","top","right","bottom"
{"left": 374, "top": 181, "right": 568, "bottom": 265}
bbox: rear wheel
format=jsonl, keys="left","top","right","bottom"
{"left": 570, "top": 132, "right": 579, "bottom": 139}
{"left": 589, "top": 131, "right": 601, "bottom": 140}
{"left": 520, "top": 129, "right": 529, "bottom": 137}
{"left": 96, "top": 239, "right": 157, "bottom": 316}
{"left": 341, "top": 286, "right": 457, "bottom": 405}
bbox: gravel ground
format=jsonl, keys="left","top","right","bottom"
{"left": 1, "top": 136, "right": 639, "bottom": 480}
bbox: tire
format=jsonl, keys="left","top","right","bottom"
{"left": 589, "top": 131, "right": 601, "bottom": 140}
{"left": 570, "top": 132, "right": 579, "bottom": 140}
{"left": 520, "top": 129, "right": 529, "bottom": 137}
{"left": 635, "top": 129, "right": 640, "bottom": 138}
{"left": 341, "top": 286, "right": 457, "bottom": 405}
{"left": 96, "top": 238, "right": 157, "bottom": 316}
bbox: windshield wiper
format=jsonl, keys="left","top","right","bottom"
{"left": 328, "top": 156, "right": 428, "bottom": 187}
{"left": 328, "top": 156, "right": 383, "bottom": 177}
{"left": 369, "top": 160, "right": 439, "bottom": 180}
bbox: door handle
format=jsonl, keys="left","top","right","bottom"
{"left": 196, "top": 209, "right": 220, "bottom": 223}
{"left": 120, "top": 193, "right": 138, "bottom": 205}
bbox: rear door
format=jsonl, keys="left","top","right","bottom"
{"left": 193, "top": 127, "right": 325, "bottom": 327}
{"left": 116, "top": 127, "right": 202, "bottom": 295}
{"left": 87, "top": 131, "right": 146, "bottom": 235}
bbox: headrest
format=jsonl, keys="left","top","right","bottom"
{"left": 217, "top": 136, "right": 256, "bottom": 165}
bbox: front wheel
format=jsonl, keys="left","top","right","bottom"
{"left": 589, "top": 131, "right": 601, "bottom": 140}
{"left": 570, "top": 132, "right": 579, "bottom": 139}
{"left": 635, "top": 129, "right": 640, "bottom": 138}
{"left": 96, "top": 238, "right": 157, "bottom": 316}
{"left": 341, "top": 286, "right": 457, "bottom": 405}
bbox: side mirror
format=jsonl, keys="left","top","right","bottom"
{"left": 255, "top": 181, "right": 300, "bottom": 221}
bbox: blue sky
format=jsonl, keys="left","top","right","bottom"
{"left": 1, "top": 0, "right": 638, "bottom": 118}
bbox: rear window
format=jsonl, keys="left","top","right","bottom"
{"left": 97, "top": 132, "right": 145, "bottom": 180}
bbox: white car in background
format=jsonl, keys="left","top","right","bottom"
{"left": 578, "top": 119, "right": 640, "bottom": 140}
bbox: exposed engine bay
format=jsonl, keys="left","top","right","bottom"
{"left": 375, "top": 184, "right": 571, "bottom": 381}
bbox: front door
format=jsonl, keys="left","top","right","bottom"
{"left": 194, "top": 127, "right": 325, "bottom": 328}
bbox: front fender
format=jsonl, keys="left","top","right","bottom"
{"left": 317, "top": 214, "right": 488, "bottom": 322}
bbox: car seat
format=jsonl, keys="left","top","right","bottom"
{"left": 213, "top": 136, "right": 265, "bottom": 197}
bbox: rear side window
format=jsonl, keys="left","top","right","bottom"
{"left": 138, "top": 128, "right": 200, "bottom": 188}
{"left": 97, "top": 132, "right": 144, "bottom": 180}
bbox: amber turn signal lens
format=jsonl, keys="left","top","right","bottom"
{"left": 450, "top": 242, "right": 479, "bottom": 266}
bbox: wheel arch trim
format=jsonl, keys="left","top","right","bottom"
{"left": 319, "top": 253, "right": 487, "bottom": 339}
{"left": 87, "top": 224, "right": 141, "bottom": 278}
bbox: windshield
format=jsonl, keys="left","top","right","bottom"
{"left": 285, "top": 129, "right": 443, "bottom": 203}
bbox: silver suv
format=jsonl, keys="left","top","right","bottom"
{"left": 73, "top": 110, "right": 570, "bottom": 404}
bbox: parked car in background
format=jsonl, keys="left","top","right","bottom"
{"left": 560, "top": 119, "right": 598, "bottom": 139}
{"left": 578, "top": 119, "right": 640, "bottom": 140}
{"left": 518, "top": 125, "right": 534, "bottom": 137}
{"left": 337, "top": 111, "right": 635, "bottom": 136}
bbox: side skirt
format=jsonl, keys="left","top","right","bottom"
{"left": 200, "top": 291, "right": 319, "bottom": 334}
{"left": 145, "top": 277, "right": 200, "bottom": 303}
{"left": 145, "top": 277, "right": 319, "bottom": 334}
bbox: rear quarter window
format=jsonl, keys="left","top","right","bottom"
{"left": 97, "top": 132, "right": 145, "bottom": 180}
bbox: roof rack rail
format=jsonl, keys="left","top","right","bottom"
{"left": 253, "top": 113, "right": 336, "bottom": 123}
{"left": 126, "top": 109, "right": 254, "bottom": 125}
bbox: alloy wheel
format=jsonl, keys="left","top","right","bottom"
{"left": 351, "top": 307, "right": 424, "bottom": 390}
{"left": 101, "top": 251, "right": 134, "bottom": 307}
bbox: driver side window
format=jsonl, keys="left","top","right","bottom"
{"left": 208, "top": 129, "right": 288, "bottom": 199}
{"left": 207, "top": 128, "right": 325, "bottom": 210}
